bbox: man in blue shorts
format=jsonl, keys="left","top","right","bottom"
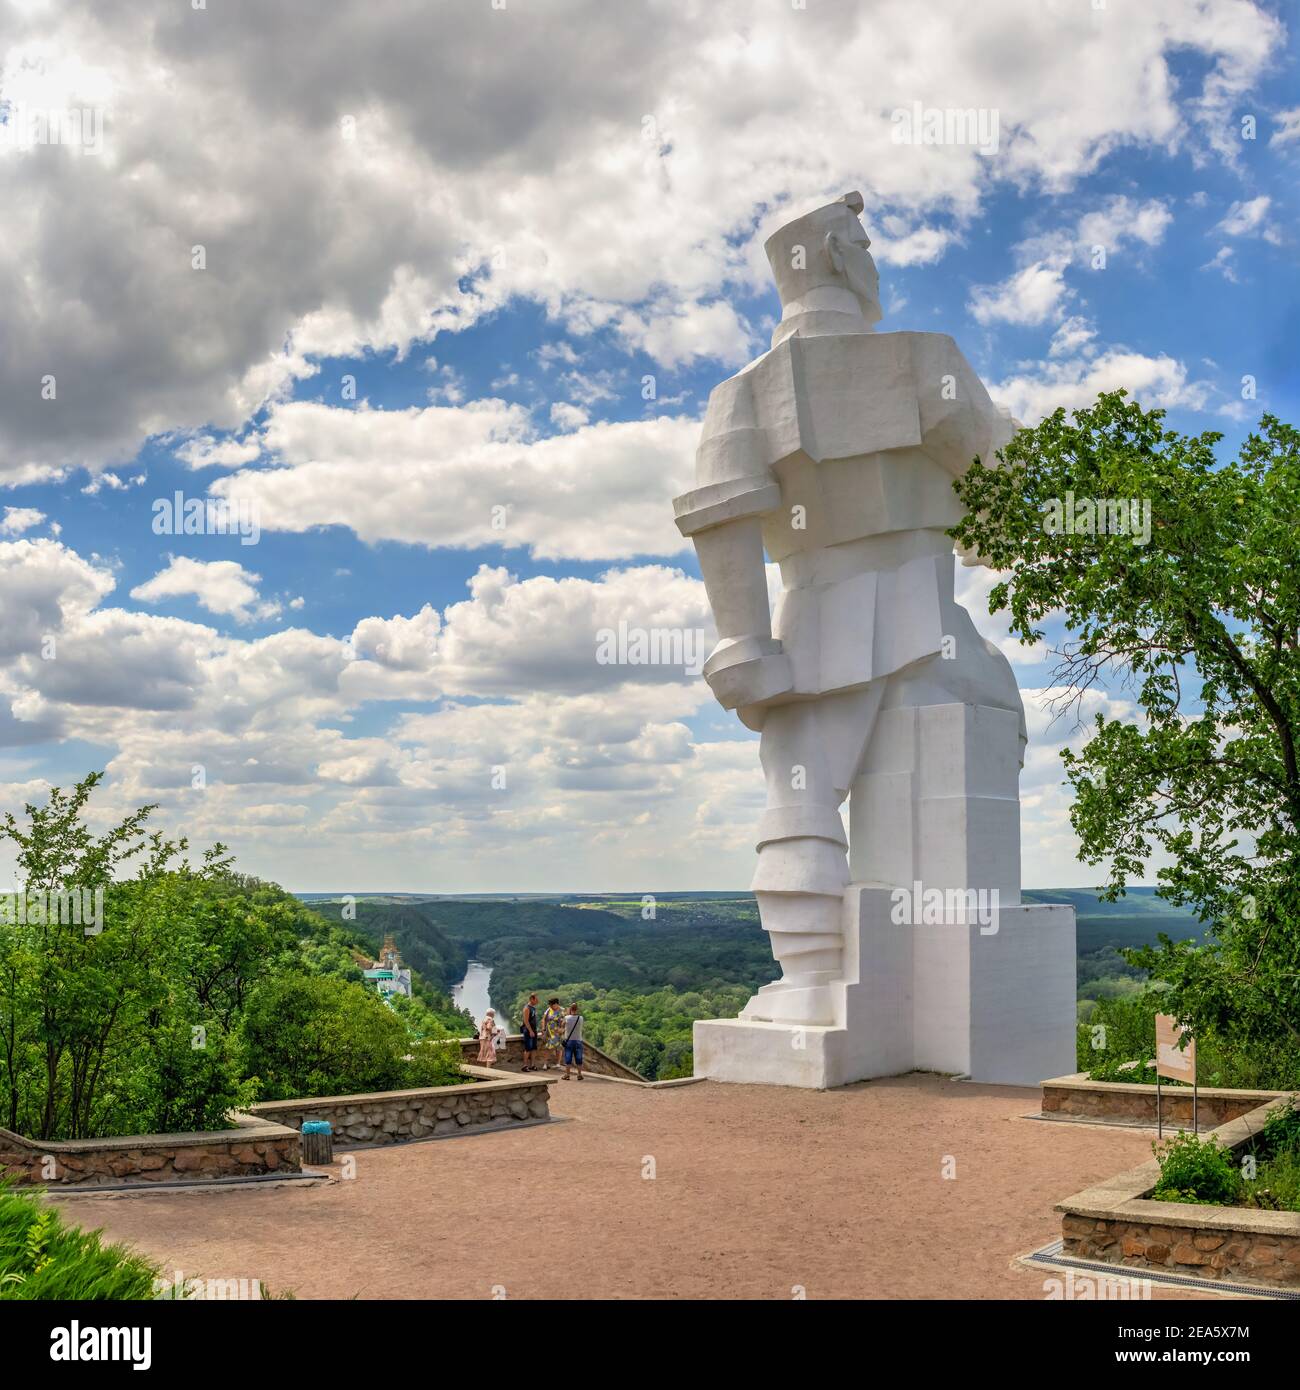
{"left": 562, "top": 1002, "right": 584, "bottom": 1080}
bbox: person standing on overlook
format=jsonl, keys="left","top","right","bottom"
{"left": 561, "top": 1002, "right": 585, "bottom": 1081}
{"left": 520, "top": 993, "right": 540, "bottom": 1072}
{"left": 541, "top": 996, "right": 565, "bottom": 1070}
{"left": 477, "top": 1009, "right": 498, "bottom": 1068}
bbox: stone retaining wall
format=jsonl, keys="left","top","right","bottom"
{"left": 249, "top": 1067, "right": 552, "bottom": 1145}
{"left": 0, "top": 1113, "right": 300, "bottom": 1187}
{"left": 1057, "top": 1096, "right": 1300, "bottom": 1287}
{"left": 1062, "top": 1209, "right": 1300, "bottom": 1284}
{"left": 1042, "top": 1072, "right": 1284, "bottom": 1127}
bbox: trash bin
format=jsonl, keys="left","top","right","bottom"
{"left": 301, "top": 1119, "right": 333, "bottom": 1164}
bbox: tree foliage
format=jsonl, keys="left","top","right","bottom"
{"left": 0, "top": 773, "right": 467, "bottom": 1139}
{"left": 953, "top": 395, "right": 1300, "bottom": 1059}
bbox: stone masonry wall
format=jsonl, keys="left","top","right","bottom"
{"left": 250, "top": 1072, "right": 551, "bottom": 1145}
{"left": 1057, "top": 1095, "right": 1300, "bottom": 1288}
{"left": 1062, "top": 1211, "right": 1300, "bottom": 1286}
{"left": 1042, "top": 1074, "right": 1281, "bottom": 1128}
{"left": 0, "top": 1117, "right": 300, "bottom": 1187}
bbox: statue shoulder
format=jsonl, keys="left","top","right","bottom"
{"left": 699, "top": 355, "right": 764, "bottom": 441}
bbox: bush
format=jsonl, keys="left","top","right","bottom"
{"left": 0, "top": 1181, "right": 163, "bottom": 1299}
{"left": 1151, "top": 1130, "right": 1243, "bottom": 1206}
{"left": 241, "top": 974, "right": 413, "bottom": 1100}
{"left": 404, "top": 1039, "right": 465, "bottom": 1088}
{"left": 1078, "top": 992, "right": 1165, "bottom": 1072}
{"left": 115, "top": 1018, "right": 255, "bottom": 1135}
{"left": 1258, "top": 1099, "right": 1300, "bottom": 1156}
{"left": 241, "top": 974, "right": 466, "bottom": 1100}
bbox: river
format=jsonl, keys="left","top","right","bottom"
{"left": 452, "top": 960, "right": 503, "bottom": 1031}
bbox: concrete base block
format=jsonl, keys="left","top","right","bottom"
{"left": 692, "top": 1018, "right": 843, "bottom": 1090}
{"left": 694, "top": 884, "right": 1076, "bottom": 1090}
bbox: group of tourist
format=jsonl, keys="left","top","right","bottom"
{"left": 475, "top": 994, "right": 585, "bottom": 1079}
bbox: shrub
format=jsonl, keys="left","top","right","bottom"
{"left": 404, "top": 1039, "right": 465, "bottom": 1088}
{"left": 241, "top": 974, "right": 413, "bottom": 1100}
{"left": 1151, "top": 1130, "right": 1243, "bottom": 1206}
{"left": 1077, "top": 993, "right": 1165, "bottom": 1073}
{"left": 242, "top": 974, "right": 467, "bottom": 1099}
{"left": 115, "top": 1017, "right": 255, "bottom": 1135}
{"left": 1258, "top": 1099, "right": 1300, "bottom": 1157}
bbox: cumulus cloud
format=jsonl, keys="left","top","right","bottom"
{"left": 0, "top": 536, "right": 737, "bottom": 887}
{"left": 970, "top": 260, "right": 1073, "bottom": 327}
{"left": 969, "top": 197, "right": 1173, "bottom": 328}
{"left": 1047, "top": 316, "right": 1097, "bottom": 358}
{"left": 130, "top": 556, "right": 281, "bottom": 624}
{"left": 0, "top": 0, "right": 1280, "bottom": 482}
{"left": 1215, "top": 194, "right": 1281, "bottom": 244}
{"left": 211, "top": 399, "right": 698, "bottom": 561}
{"left": 991, "top": 348, "right": 1213, "bottom": 424}
{"left": 174, "top": 434, "right": 262, "bottom": 470}
{"left": 0, "top": 507, "right": 46, "bottom": 536}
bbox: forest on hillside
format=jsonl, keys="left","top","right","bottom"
{"left": 301, "top": 888, "right": 1205, "bottom": 1080}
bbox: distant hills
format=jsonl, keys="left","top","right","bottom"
{"left": 1021, "top": 886, "right": 1205, "bottom": 952}
{"left": 296, "top": 885, "right": 1206, "bottom": 970}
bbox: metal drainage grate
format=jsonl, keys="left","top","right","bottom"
{"left": 1023, "top": 1238, "right": 1300, "bottom": 1300}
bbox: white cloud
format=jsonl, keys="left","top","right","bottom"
{"left": 1048, "top": 316, "right": 1097, "bottom": 358}
{"left": 549, "top": 402, "right": 590, "bottom": 430}
{"left": 970, "top": 260, "right": 1072, "bottom": 327}
{"left": 611, "top": 299, "right": 755, "bottom": 371}
{"left": 175, "top": 435, "right": 262, "bottom": 470}
{"left": 1270, "top": 107, "right": 1300, "bottom": 146}
{"left": 0, "top": 507, "right": 46, "bottom": 537}
{"left": 0, "top": 536, "right": 740, "bottom": 889}
{"left": 969, "top": 197, "right": 1172, "bottom": 328}
{"left": 873, "top": 221, "right": 952, "bottom": 267}
{"left": 991, "top": 348, "right": 1213, "bottom": 424}
{"left": 212, "top": 399, "right": 698, "bottom": 561}
{"left": 131, "top": 556, "right": 281, "bottom": 624}
{"left": 1077, "top": 196, "right": 1173, "bottom": 250}
{"left": 0, "top": 0, "right": 1281, "bottom": 481}
{"left": 1216, "top": 195, "right": 1280, "bottom": 243}
{"left": 1201, "top": 246, "right": 1239, "bottom": 283}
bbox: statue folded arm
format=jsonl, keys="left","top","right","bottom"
{"left": 673, "top": 374, "right": 792, "bottom": 714}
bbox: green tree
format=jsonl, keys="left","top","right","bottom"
{"left": 0, "top": 773, "right": 182, "bottom": 1138}
{"left": 241, "top": 974, "right": 412, "bottom": 1100}
{"left": 953, "top": 396, "right": 1300, "bottom": 1065}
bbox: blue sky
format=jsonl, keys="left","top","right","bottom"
{"left": 0, "top": 0, "right": 1297, "bottom": 891}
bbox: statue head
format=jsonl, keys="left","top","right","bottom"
{"left": 763, "top": 191, "right": 881, "bottom": 342}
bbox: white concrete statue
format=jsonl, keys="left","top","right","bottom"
{"left": 677, "top": 193, "right": 1075, "bottom": 1089}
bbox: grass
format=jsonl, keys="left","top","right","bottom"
{"left": 0, "top": 1179, "right": 164, "bottom": 1299}
{"left": 1242, "top": 1148, "right": 1300, "bottom": 1213}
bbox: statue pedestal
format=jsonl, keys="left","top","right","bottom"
{"left": 693, "top": 885, "right": 1075, "bottom": 1089}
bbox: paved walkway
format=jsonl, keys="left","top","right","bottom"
{"left": 55, "top": 1072, "right": 1214, "bottom": 1300}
